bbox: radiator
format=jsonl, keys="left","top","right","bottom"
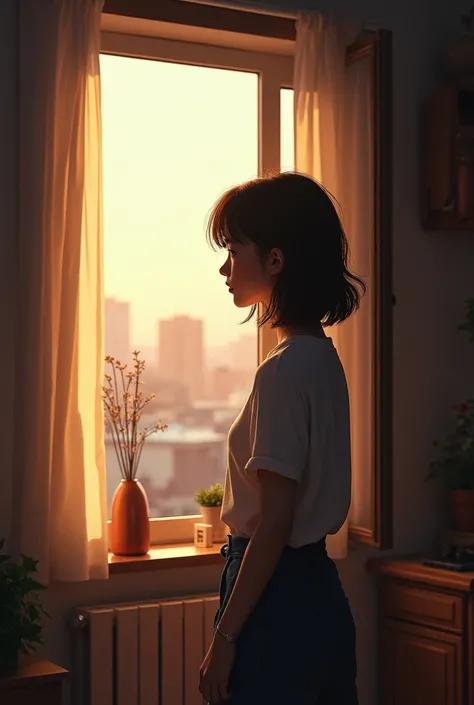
{"left": 73, "top": 594, "right": 220, "bottom": 705}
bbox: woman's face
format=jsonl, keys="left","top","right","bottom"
{"left": 219, "top": 239, "right": 283, "bottom": 309}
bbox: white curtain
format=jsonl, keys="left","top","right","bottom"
{"left": 12, "top": 0, "right": 108, "bottom": 582}
{"left": 294, "top": 13, "right": 373, "bottom": 559}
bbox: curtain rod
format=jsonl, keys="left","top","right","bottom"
{"left": 179, "top": 0, "right": 298, "bottom": 20}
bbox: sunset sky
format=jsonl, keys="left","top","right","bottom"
{"left": 100, "top": 53, "right": 294, "bottom": 349}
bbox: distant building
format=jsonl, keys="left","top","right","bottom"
{"left": 158, "top": 315, "right": 205, "bottom": 402}
{"left": 105, "top": 297, "right": 131, "bottom": 365}
{"left": 183, "top": 399, "right": 242, "bottom": 434}
{"left": 211, "top": 366, "right": 238, "bottom": 401}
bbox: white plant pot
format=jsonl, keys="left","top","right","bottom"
{"left": 200, "top": 505, "right": 227, "bottom": 543}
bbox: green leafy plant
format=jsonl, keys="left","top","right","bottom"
{"left": 429, "top": 401, "right": 474, "bottom": 490}
{"left": 195, "top": 483, "right": 224, "bottom": 507}
{"left": 458, "top": 297, "right": 474, "bottom": 344}
{"left": 0, "top": 539, "right": 49, "bottom": 670}
{"left": 429, "top": 298, "right": 474, "bottom": 489}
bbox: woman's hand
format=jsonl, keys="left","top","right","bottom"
{"left": 199, "top": 632, "right": 236, "bottom": 704}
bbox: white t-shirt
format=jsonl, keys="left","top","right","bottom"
{"left": 221, "top": 335, "right": 351, "bottom": 548}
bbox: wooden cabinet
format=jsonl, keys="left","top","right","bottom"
{"left": 381, "top": 619, "right": 463, "bottom": 705}
{"left": 370, "top": 558, "right": 474, "bottom": 705}
{"left": 0, "top": 660, "right": 68, "bottom": 705}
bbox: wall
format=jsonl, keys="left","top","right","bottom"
{"left": 2, "top": 1, "right": 474, "bottom": 704}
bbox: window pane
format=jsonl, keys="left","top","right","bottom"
{"left": 280, "top": 88, "right": 294, "bottom": 171}
{"left": 101, "top": 55, "right": 259, "bottom": 519}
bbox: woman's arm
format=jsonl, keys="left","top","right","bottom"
{"left": 216, "top": 469, "right": 298, "bottom": 639}
{"left": 200, "top": 358, "right": 307, "bottom": 702}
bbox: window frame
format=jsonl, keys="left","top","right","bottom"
{"left": 100, "top": 28, "right": 293, "bottom": 546}
{"left": 345, "top": 30, "right": 393, "bottom": 550}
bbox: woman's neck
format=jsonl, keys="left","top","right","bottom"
{"left": 276, "top": 323, "right": 327, "bottom": 345}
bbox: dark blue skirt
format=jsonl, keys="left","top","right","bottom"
{"left": 214, "top": 535, "right": 358, "bottom": 705}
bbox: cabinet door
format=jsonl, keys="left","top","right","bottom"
{"left": 381, "top": 618, "right": 463, "bottom": 705}
{"left": 0, "top": 683, "right": 63, "bottom": 705}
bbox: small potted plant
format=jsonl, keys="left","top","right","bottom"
{"left": 0, "top": 539, "right": 49, "bottom": 673}
{"left": 102, "top": 351, "right": 167, "bottom": 556}
{"left": 195, "top": 483, "right": 227, "bottom": 543}
{"left": 429, "top": 400, "right": 474, "bottom": 532}
{"left": 428, "top": 298, "right": 474, "bottom": 532}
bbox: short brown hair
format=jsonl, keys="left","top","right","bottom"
{"left": 207, "top": 172, "right": 366, "bottom": 328}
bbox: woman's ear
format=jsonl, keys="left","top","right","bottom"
{"left": 268, "top": 247, "right": 284, "bottom": 276}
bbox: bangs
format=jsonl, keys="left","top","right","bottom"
{"left": 206, "top": 184, "right": 249, "bottom": 250}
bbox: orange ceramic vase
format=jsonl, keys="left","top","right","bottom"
{"left": 110, "top": 479, "right": 150, "bottom": 556}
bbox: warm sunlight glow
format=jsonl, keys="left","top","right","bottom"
{"left": 101, "top": 54, "right": 294, "bottom": 518}
{"left": 101, "top": 54, "right": 259, "bottom": 350}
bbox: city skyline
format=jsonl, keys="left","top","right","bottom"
{"left": 105, "top": 295, "right": 256, "bottom": 369}
{"left": 104, "top": 299, "right": 253, "bottom": 517}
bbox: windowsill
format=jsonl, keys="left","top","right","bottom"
{"left": 108, "top": 542, "right": 222, "bottom": 575}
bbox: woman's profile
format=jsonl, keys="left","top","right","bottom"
{"left": 199, "top": 172, "right": 363, "bottom": 705}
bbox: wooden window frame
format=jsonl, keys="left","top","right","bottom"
{"left": 345, "top": 31, "right": 393, "bottom": 549}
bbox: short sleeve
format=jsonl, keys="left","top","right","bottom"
{"left": 245, "top": 356, "right": 309, "bottom": 483}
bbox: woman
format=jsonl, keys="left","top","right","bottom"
{"left": 199, "top": 172, "right": 363, "bottom": 705}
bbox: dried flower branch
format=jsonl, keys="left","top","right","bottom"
{"left": 102, "top": 351, "right": 167, "bottom": 481}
